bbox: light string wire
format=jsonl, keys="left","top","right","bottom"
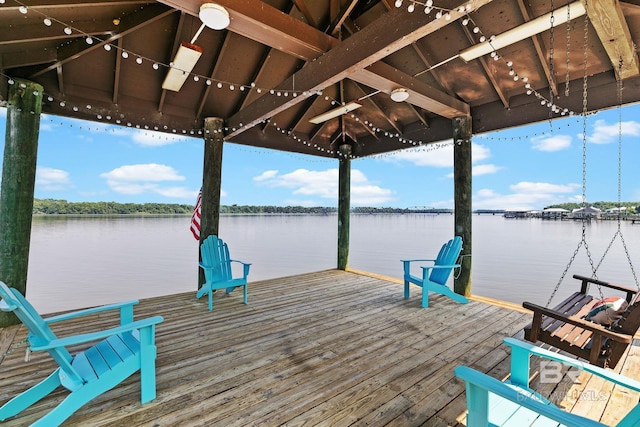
{"left": 1, "top": 0, "right": 593, "bottom": 160}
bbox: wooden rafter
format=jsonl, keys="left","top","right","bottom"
{"left": 158, "top": 11, "right": 187, "bottom": 113}
{"left": 327, "top": 0, "right": 359, "bottom": 36}
{"left": 157, "top": 0, "right": 482, "bottom": 137}
{"left": 516, "top": 0, "right": 559, "bottom": 97}
{"left": 583, "top": 0, "right": 639, "bottom": 79}
{"left": 461, "top": 24, "right": 510, "bottom": 108}
{"left": 29, "top": 4, "right": 174, "bottom": 79}
{"left": 291, "top": 0, "right": 317, "bottom": 28}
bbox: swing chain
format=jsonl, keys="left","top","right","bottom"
{"left": 564, "top": 3, "right": 572, "bottom": 97}
{"left": 548, "top": 0, "right": 555, "bottom": 128}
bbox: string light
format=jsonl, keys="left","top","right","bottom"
{"left": 1, "top": 0, "right": 584, "bottom": 154}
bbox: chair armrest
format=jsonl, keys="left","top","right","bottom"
{"left": 31, "top": 316, "right": 164, "bottom": 351}
{"left": 454, "top": 365, "right": 606, "bottom": 427}
{"left": 421, "top": 264, "right": 460, "bottom": 271}
{"left": 401, "top": 259, "right": 436, "bottom": 264}
{"left": 43, "top": 300, "right": 139, "bottom": 325}
{"left": 573, "top": 274, "right": 638, "bottom": 303}
{"left": 522, "top": 301, "right": 632, "bottom": 343}
{"left": 229, "top": 259, "right": 251, "bottom": 267}
{"left": 503, "top": 338, "right": 640, "bottom": 393}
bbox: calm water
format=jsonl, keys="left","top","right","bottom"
{"left": 25, "top": 214, "right": 640, "bottom": 313}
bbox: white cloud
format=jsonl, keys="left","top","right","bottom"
{"left": 253, "top": 170, "right": 279, "bottom": 182}
{"left": 473, "top": 181, "right": 581, "bottom": 210}
{"left": 531, "top": 134, "right": 572, "bottom": 151}
{"left": 384, "top": 142, "right": 491, "bottom": 168}
{"left": 472, "top": 164, "right": 502, "bottom": 176}
{"left": 100, "top": 164, "right": 195, "bottom": 199}
{"left": 36, "top": 167, "right": 72, "bottom": 191}
{"left": 130, "top": 129, "right": 192, "bottom": 147}
{"left": 101, "top": 164, "right": 185, "bottom": 182}
{"left": 509, "top": 182, "right": 579, "bottom": 194}
{"left": 587, "top": 119, "right": 640, "bottom": 144}
{"left": 253, "top": 168, "right": 394, "bottom": 205}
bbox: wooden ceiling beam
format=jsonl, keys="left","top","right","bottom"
{"left": 327, "top": 0, "right": 359, "bottom": 36}
{"left": 30, "top": 3, "right": 174, "bottom": 78}
{"left": 220, "top": 1, "right": 485, "bottom": 138}
{"left": 582, "top": 0, "right": 639, "bottom": 79}
{"left": 516, "top": 0, "right": 558, "bottom": 97}
{"left": 158, "top": 0, "right": 337, "bottom": 60}
{"left": 291, "top": 0, "right": 317, "bottom": 28}
{"left": 354, "top": 62, "right": 470, "bottom": 118}
{"left": 461, "top": 24, "right": 509, "bottom": 108}
{"left": 158, "top": 0, "right": 489, "bottom": 136}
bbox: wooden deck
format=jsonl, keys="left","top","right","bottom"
{"left": 1, "top": 269, "right": 639, "bottom": 426}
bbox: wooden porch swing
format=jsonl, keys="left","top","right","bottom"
{"left": 523, "top": 41, "right": 640, "bottom": 368}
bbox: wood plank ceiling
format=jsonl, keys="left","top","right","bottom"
{"left": 1, "top": 0, "right": 639, "bottom": 158}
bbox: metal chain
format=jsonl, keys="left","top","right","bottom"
{"left": 547, "top": 2, "right": 600, "bottom": 306}
{"left": 593, "top": 59, "right": 640, "bottom": 290}
{"left": 548, "top": 0, "right": 555, "bottom": 129}
{"left": 564, "top": 3, "right": 572, "bottom": 97}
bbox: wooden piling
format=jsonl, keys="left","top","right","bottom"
{"left": 453, "top": 116, "right": 472, "bottom": 297}
{"left": 199, "top": 117, "right": 224, "bottom": 287}
{"left": 0, "top": 79, "right": 43, "bottom": 327}
{"left": 337, "top": 144, "right": 351, "bottom": 270}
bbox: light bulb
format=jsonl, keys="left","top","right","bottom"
{"left": 43, "top": 18, "right": 52, "bottom": 26}
{"left": 64, "top": 27, "right": 72, "bottom": 35}
{"left": 407, "top": 3, "right": 415, "bottom": 12}
{"left": 104, "top": 44, "right": 112, "bottom": 51}
{"left": 394, "top": 0, "right": 402, "bottom": 7}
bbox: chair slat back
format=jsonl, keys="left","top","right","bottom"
{"left": 201, "top": 235, "right": 232, "bottom": 282}
{"left": 0, "top": 282, "right": 81, "bottom": 383}
{"left": 429, "top": 236, "right": 463, "bottom": 286}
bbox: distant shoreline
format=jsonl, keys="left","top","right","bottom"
{"left": 32, "top": 198, "right": 638, "bottom": 216}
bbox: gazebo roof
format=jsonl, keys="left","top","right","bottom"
{"left": 1, "top": 0, "right": 639, "bottom": 158}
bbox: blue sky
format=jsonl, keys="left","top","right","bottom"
{"left": 0, "top": 103, "right": 639, "bottom": 210}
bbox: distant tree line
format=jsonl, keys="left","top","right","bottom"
{"left": 35, "top": 199, "right": 637, "bottom": 215}
{"left": 546, "top": 201, "right": 640, "bottom": 213}
{"left": 33, "top": 199, "right": 194, "bottom": 215}
{"left": 32, "top": 200, "right": 456, "bottom": 215}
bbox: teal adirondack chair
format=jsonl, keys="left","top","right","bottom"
{"left": 196, "top": 235, "right": 251, "bottom": 311}
{"left": 455, "top": 337, "right": 640, "bottom": 426}
{"left": 401, "top": 236, "right": 468, "bottom": 307}
{"left": 0, "top": 282, "right": 163, "bottom": 427}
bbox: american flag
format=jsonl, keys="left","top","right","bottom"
{"left": 190, "top": 188, "right": 202, "bottom": 240}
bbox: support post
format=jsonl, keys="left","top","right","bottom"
{"left": 337, "top": 144, "right": 351, "bottom": 270}
{"left": 199, "top": 117, "right": 224, "bottom": 287}
{"left": 0, "top": 79, "right": 43, "bottom": 327}
{"left": 453, "top": 116, "right": 472, "bottom": 297}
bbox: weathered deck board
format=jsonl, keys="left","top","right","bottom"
{"left": 1, "top": 269, "right": 638, "bottom": 426}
